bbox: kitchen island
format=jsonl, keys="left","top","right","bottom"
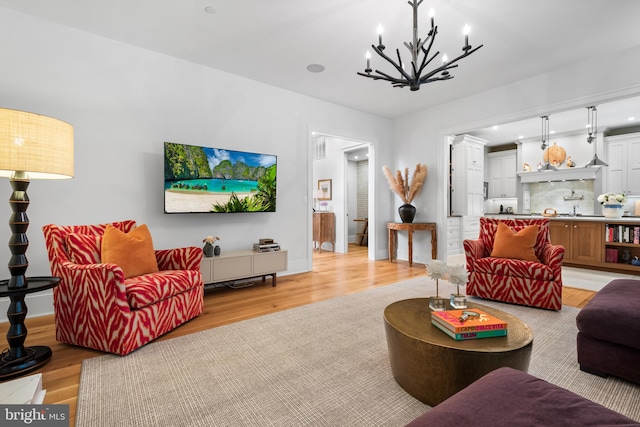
{"left": 483, "top": 214, "right": 640, "bottom": 273}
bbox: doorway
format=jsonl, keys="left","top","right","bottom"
{"left": 310, "top": 129, "right": 375, "bottom": 263}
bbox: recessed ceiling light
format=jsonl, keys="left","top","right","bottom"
{"left": 518, "top": 135, "right": 524, "bottom": 139}
{"left": 492, "top": 125, "right": 498, "bottom": 130}
{"left": 204, "top": 6, "right": 216, "bottom": 14}
{"left": 306, "top": 64, "right": 325, "bottom": 73}
{"left": 550, "top": 130, "right": 556, "bottom": 134}
{"left": 628, "top": 117, "right": 636, "bottom": 121}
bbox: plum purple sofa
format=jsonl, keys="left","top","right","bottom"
{"left": 576, "top": 278, "right": 640, "bottom": 384}
{"left": 406, "top": 367, "right": 638, "bottom": 426}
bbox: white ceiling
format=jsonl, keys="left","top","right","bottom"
{"left": 1, "top": 0, "right": 640, "bottom": 136}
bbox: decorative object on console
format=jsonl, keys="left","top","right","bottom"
{"left": 313, "top": 189, "right": 324, "bottom": 211}
{"left": 598, "top": 192, "right": 627, "bottom": 218}
{"left": 357, "top": 0, "right": 482, "bottom": 91}
{"left": 585, "top": 106, "right": 608, "bottom": 167}
{"left": 538, "top": 116, "right": 557, "bottom": 171}
{"left": 383, "top": 164, "right": 427, "bottom": 223}
{"left": 447, "top": 264, "right": 468, "bottom": 309}
{"left": 426, "top": 260, "right": 448, "bottom": 311}
{"left": 0, "top": 108, "right": 74, "bottom": 379}
{"left": 203, "top": 236, "right": 219, "bottom": 258}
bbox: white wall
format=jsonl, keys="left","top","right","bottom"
{"left": 0, "top": 8, "right": 393, "bottom": 316}
{"left": 393, "top": 44, "right": 640, "bottom": 264}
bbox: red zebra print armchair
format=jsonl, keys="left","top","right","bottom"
{"left": 43, "top": 220, "right": 204, "bottom": 355}
{"left": 463, "top": 217, "right": 564, "bottom": 310}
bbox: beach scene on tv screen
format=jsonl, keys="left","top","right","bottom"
{"left": 164, "top": 142, "right": 277, "bottom": 213}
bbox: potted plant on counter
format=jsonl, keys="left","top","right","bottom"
{"left": 597, "top": 192, "right": 627, "bottom": 218}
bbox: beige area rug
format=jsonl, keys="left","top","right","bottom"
{"left": 76, "top": 277, "right": 640, "bottom": 426}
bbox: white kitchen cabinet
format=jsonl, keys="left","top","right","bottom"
{"left": 605, "top": 133, "right": 640, "bottom": 196}
{"left": 462, "top": 216, "right": 481, "bottom": 241}
{"left": 446, "top": 217, "right": 462, "bottom": 256}
{"left": 451, "top": 135, "right": 487, "bottom": 216}
{"left": 487, "top": 150, "right": 517, "bottom": 198}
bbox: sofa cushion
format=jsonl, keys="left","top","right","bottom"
{"left": 490, "top": 222, "right": 539, "bottom": 261}
{"left": 576, "top": 279, "right": 640, "bottom": 351}
{"left": 124, "top": 270, "right": 203, "bottom": 310}
{"left": 406, "top": 367, "right": 638, "bottom": 427}
{"left": 66, "top": 233, "right": 102, "bottom": 264}
{"left": 473, "top": 257, "right": 554, "bottom": 281}
{"left": 102, "top": 224, "right": 159, "bottom": 279}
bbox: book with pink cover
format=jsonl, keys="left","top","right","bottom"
{"left": 431, "top": 308, "right": 507, "bottom": 333}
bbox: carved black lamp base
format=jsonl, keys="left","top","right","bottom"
{"left": 0, "top": 345, "right": 52, "bottom": 380}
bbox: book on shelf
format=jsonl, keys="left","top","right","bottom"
{"left": 431, "top": 308, "right": 507, "bottom": 333}
{"left": 431, "top": 319, "right": 507, "bottom": 340}
{"left": 605, "top": 247, "right": 619, "bottom": 263}
{"left": 0, "top": 373, "right": 46, "bottom": 404}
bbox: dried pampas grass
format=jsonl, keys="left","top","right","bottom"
{"left": 383, "top": 163, "right": 427, "bottom": 204}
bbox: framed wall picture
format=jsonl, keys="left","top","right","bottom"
{"left": 318, "top": 179, "right": 332, "bottom": 200}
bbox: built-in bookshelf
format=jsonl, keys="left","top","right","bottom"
{"left": 603, "top": 222, "right": 640, "bottom": 271}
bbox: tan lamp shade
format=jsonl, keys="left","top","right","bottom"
{"left": 0, "top": 108, "right": 74, "bottom": 179}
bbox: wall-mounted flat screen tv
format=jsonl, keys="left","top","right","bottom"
{"left": 164, "top": 142, "right": 277, "bottom": 214}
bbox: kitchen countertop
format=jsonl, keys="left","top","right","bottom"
{"left": 483, "top": 213, "right": 640, "bottom": 223}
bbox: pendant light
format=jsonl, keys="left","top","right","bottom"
{"left": 585, "top": 106, "right": 608, "bottom": 167}
{"left": 539, "top": 115, "right": 557, "bottom": 171}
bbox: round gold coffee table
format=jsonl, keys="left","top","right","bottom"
{"left": 383, "top": 298, "right": 533, "bottom": 406}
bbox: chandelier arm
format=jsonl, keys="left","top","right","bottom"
{"left": 415, "top": 27, "right": 437, "bottom": 73}
{"left": 417, "top": 65, "right": 458, "bottom": 84}
{"left": 416, "top": 49, "right": 440, "bottom": 77}
{"left": 439, "top": 44, "right": 483, "bottom": 68}
{"left": 370, "top": 44, "right": 413, "bottom": 81}
{"left": 356, "top": 70, "right": 410, "bottom": 88}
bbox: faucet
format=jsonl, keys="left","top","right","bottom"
{"left": 571, "top": 204, "right": 579, "bottom": 216}
{"left": 563, "top": 189, "right": 584, "bottom": 202}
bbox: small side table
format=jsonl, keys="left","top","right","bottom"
{"left": 387, "top": 222, "right": 437, "bottom": 266}
{"left": 0, "top": 276, "right": 60, "bottom": 381}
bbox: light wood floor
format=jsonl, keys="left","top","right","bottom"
{"left": 1, "top": 244, "right": 595, "bottom": 425}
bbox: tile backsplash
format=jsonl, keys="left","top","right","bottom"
{"left": 529, "top": 181, "right": 596, "bottom": 215}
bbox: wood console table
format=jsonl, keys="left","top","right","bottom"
{"left": 387, "top": 222, "right": 437, "bottom": 266}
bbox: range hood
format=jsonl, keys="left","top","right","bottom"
{"left": 517, "top": 167, "right": 601, "bottom": 183}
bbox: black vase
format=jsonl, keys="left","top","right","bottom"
{"left": 398, "top": 204, "right": 416, "bottom": 223}
{"left": 214, "top": 245, "right": 221, "bottom": 256}
{"left": 203, "top": 244, "right": 214, "bottom": 257}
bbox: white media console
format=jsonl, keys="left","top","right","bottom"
{"left": 200, "top": 249, "right": 288, "bottom": 287}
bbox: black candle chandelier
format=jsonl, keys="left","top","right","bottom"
{"left": 585, "top": 105, "right": 608, "bottom": 167}
{"left": 357, "top": 0, "right": 483, "bottom": 91}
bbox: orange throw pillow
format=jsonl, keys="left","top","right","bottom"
{"left": 101, "top": 224, "right": 159, "bottom": 278}
{"left": 490, "top": 222, "right": 540, "bottom": 262}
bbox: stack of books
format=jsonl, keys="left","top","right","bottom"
{"left": 431, "top": 308, "right": 507, "bottom": 340}
{"left": 253, "top": 238, "right": 280, "bottom": 252}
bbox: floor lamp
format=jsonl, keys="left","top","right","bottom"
{"left": 0, "top": 108, "right": 74, "bottom": 380}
